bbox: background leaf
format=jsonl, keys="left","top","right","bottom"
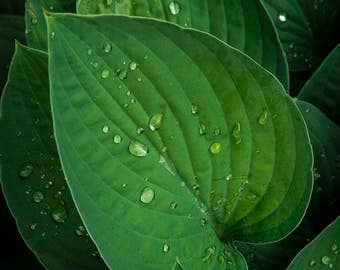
{"left": 0, "top": 0, "right": 26, "bottom": 15}
{"left": 238, "top": 100, "right": 340, "bottom": 269}
{"left": 262, "top": 0, "right": 340, "bottom": 73}
{"left": 298, "top": 43, "right": 340, "bottom": 125}
{"left": 0, "top": 43, "right": 108, "bottom": 270}
{"left": 47, "top": 13, "right": 312, "bottom": 269}
{"left": 77, "top": 0, "right": 289, "bottom": 89}
{"left": 287, "top": 217, "right": 340, "bottom": 269}
{"left": 25, "top": 0, "right": 76, "bottom": 50}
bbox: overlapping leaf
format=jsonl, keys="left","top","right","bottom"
{"left": 77, "top": 0, "right": 289, "bottom": 89}
{"left": 0, "top": 43, "right": 107, "bottom": 270}
{"left": 47, "top": 13, "right": 312, "bottom": 269}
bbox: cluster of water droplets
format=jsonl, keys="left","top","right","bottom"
{"left": 309, "top": 242, "right": 338, "bottom": 268}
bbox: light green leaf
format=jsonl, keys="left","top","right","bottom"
{"left": 0, "top": 43, "right": 107, "bottom": 270}
{"left": 25, "top": 0, "right": 76, "bottom": 50}
{"left": 287, "top": 217, "right": 340, "bottom": 269}
{"left": 298, "top": 43, "right": 340, "bottom": 125}
{"left": 47, "top": 13, "right": 312, "bottom": 269}
{"left": 263, "top": 0, "right": 340, "bottom": 72}
{"left": 238, "top": 100, "right": 340, "bottom": 269}
{"left": 77, "top": 0, "right": 289, "bottom": 89}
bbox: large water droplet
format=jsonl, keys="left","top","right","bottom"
{"left": 129, "top": 61, "right": 138, "bottom": 71}
{"left": 163, "top": 244, "right": 170, "bottom": 253}
{"left": 258, "top": 110, "right": 268, "bottom": 125}
{"left": 210, "top": 142, "right": 222, "bottom": 155}
{"left": 113, "top": 134, "right": 122, "bottom": 144}
{"left": 32, "top": 191, "right": 44, "bottom": 203}
{"left": 321, "top": 255, "right": 330, "bottom": 265}
{"left": 278, "top": 12, "right": 287, "bottom": 22}
{"left": 129, "top": 141, "right": 149, "bottom": 157}
{"left": 51, "top": 205, "right": 67, "bottom": 223}
{"left": 169, "top": 1, "right": 180, "bottom": 15}
{"left": 140, "top": 187, "right": 155, "bottom": 204}
{"left": 19, "top": 163, "right": 34, "bottom": 178}
{"left": 101, "top": 69, "right": 110, "bottom": 79}
{"left": 103, "top": 42, "right": 112, "bottom": 53}
{"left": 149, "top": 112, "right": 163, "bottom": 131}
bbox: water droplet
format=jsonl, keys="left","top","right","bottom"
{"left": 191, "top": 104, "right": 199, "bottom": 114}
{"left": 30, "top": 223, "right": 37, "bottom": 231}
{"left": 101, "top": 69, "right": 110, "bottom": 79}
{"left": 199, "top": 122, "right": 206, "bottom": 135}
{"left": 232, "top": 122, "right": 242, "bottom": 144}
{"left": 170, "top": 201, "right": 177, "bottom": 209}
{"left": 210, "top": 142, "right": 222, "bottom": 155}
{"left": 331, "top": 243, "right": 338, "bottom": 252}
{"left": 169, "top": 1, "right": 180, "bottom": 15}
{"left": 102, "top": 125, "right": 110, "bottom": 134}
{"left": 107, "top": 0, "right": 113, "bottom": 5}
{"left": 226, "top": 174, "right": 232, "bottom": 181}
{"left": 129, "top": 61, "right": 138, "bottom": 71}
{"left": 31, "top": 17, "right": 38, "bottom": 25}
{"left": 278, "top": 12, "right": 287, "bottom": 22}
{"left": 321, "top": 255, "right": 330, "bottom": 265}
{"left": 129, "top": 141, "right": 149, "bottom": 157}
{"left": 163, "top": 244, "right": 170, "bottom": 253}
{"left": 202, "top": 246, "right": 216, "bottom": 262}
{"left": 51, "top": 32, "right": 56, "bottom": 39}
{"left": 258, "top": 110, "right": 268, "bottom": 125}
{"left": 103, "top": 42, "right": 112, "bottom": 53}
{"left": 289, "top": 43, "right": 295, "bottom": 49}
{"left": 113, "top": 134, "right": 122, "bottom": 144}
{"left": 137, "top": 77, "right": 142, "bottom": 82}
{"left": 87, "top": 49, "right": 93, "bottom": 55}
{"left": 309, "top": 260, "right": 316, "bottom": 267}
{"left": 118, "top": 69, "right": 127, "bottom": 80}
{"left": 246, "top": 193, "right": 257, "bottom": 201}
{"left": 137, "top": 127, "right": 144, "bottom": 134}
{"left": 19, "top": 163, "right": 34, "bottom": 178}
{"left": 75, "top": 225, "right": 86, "bottom": 236}
{"left": 201, "top": 218, "right": 207, "bottom": 226}
{"left": 140, "top": 187, "right": 155, "bottom": 204}
{"left": 213, "top": 128, "right": 221, "bottom": 136}
{"left": 32, "top": 191, "right": 44, "bottom": 203}
{"left": 149, "top": 112, "right": 163, "bottom": 131}
{"left": 51, "top": 205, "right": 67, "bottom": 223}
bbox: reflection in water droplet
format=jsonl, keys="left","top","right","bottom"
{"left": 51, "top": 205, "right": 67, "bottom": 223}
{"left": 103, "top": 42, "right": 112, "bottom": 53}
{"left": 129, "top": 61, "right": 138, "bottom": 71}
{"left": 258, "top": 110, "right": 268, "bottom": 125}
{"left": 210, "top": 142, "right": 222, "bottom": 154}
{"left": 101, "top": 69, "right": 110, "bottom": 79}
{"left": 149, "top": 113, "right": 163, "bottom": 131}
{"left": 102, "top": 125, "right": 110, "bottom": 134}
{"left": 32, "top": 191, "right": 44, "bottom": 203}
{"left": 191, "top": 104, "right": 199, "bottom": 114}
{"left": 19, "top": 163, "right": 34, "bottom": 178}
{"left": 113, "top": 134, "right": 122, "bottom": 144}
{"left": 278, "top": 12, "right": 287, "bottom": 22}
{"left": 163, "top": 244, "right": 170, "bottom": 253}
{"left": 129, "top": 141, "right": 149, "bottom": 157}
{"left": 169, "top": 1, "right": 181, "bottom": 15}
{"left": 140, "top": 187, "right": 155, "bottom": 204}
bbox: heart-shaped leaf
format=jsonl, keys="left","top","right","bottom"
{"left": 77, "top": 0, "right": 289, "bottom": 89}
{"left": 25, "top": 0, "right": 76, "bottom": 50}
{"left": 298, "top": 43, "right": 340, "bottom": 125}
{"left": 287, "top": 217, "right": 340, "bottom": 269}
{"left": 238, "top": 100, "right": 340, "bottom": 269}
{"left": 262, "top": 0, "right": 340, "bottom": 72}
{"left": 0, "top": 43, "right": 108, "bottom": 270}
{"left": 47, "top": 13, "right": 313, "bottom": 269}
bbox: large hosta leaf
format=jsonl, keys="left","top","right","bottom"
{"left": 287, "top": 217, "right": 340, "bottom": 269}
{"left": 47, "top": 13, "right": 312, "bottom": 269}
{"left": 77, "top": 0, "right": 289, "bottom": 89}
{"left": 298, "top": 43, "right": 340, "bottom": 125}
{"left": 25, "top": 0, "right": 76, "bottom": 50}
{"left": 238, "top": 100, "right": 340, "bottom": 269}
{"left": 0, "top": 43, "right": 107, "bottom": 270}
{"left": 263, "top": 0, "right": 340, "bottom": 72}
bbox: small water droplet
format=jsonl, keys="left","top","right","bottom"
{"left": 149, "top": 112, "right": 163, "bottom": 131}
{"left": 87, "top": 49, "right": 93, "bottom": 55}
{"left": 199, "top": 122, "right": 206, "bottom": 135}
{"left": 258, "top": 110, "right": 268, "bottom": 125}
{"left": 32, "top": 191, "right": 44, "bottom": 203}
{"left": 309, "top": 260, "right": 316, "bottom": 267}
{"left": 210, "top": 142, "right": 222, "bottom": 155}
{"left": 163, "top": 244, "right": 170, "bottom": 253}
{"left": 321, "top": 255, "right": 330, "bottom": 265}
{"left": 129, "top": 61, "right": 138, "bottom": 71}
{"left": 129, "top": 141, "right": 149, "bottom": 157}
{"left": 201, "top": 218, "right": 207, "bottom": 226}
{"left": 232, "top": 122, "right": 241, "bottom": 144}
{"left": 118, "top": 69, "right": 127, "bottom": 80}
{"left": 31, "top": 17, "right": 38, "bottom": 25}
{"left": 75, "top": 225, "right": 86, "bottom": 236}
{"left": 140, "top": 187, "right": 155, "bottom": 204}
{"left": 169, "top": 1, "right": 180, "bottom": 15}
{"left": 122, "top": 183, "right": 127, "bottom": 188}
{"left": 101, "top": 69, "right": 110, "bottom": 79}
{"left": 51, "top": 32, "right": 56, "bottom": 39}
{"left": 137, "top": 77, "right": 142, "bottom": 82}
{"left": 289, "top": 43, "right": 295, "bottom": 49}
{"left": 226, "top": 174, "right": 232, "bottom": 181}
{"left": 331, "top": 243, "right": 338, "bottom": 252}
{"left": 113, "top": 134, "right": 122, "bottom": 144}
{"left": 191, "top": 104, "right": 199, "bottom": 114}
{"left": 137, "top": 127, "right": 144, "bottom": 134}
{"left": 202, "top": 246, "right": 216, "bottom": 262}
{"left": 51, "top": 205, "right": 67, "bottom": 223}
{"left": 103, "top": 42, "right": 112, "bottom": 53}
{"left": 170, "top": 201, "right": 177, "bottom": 209}
{"left": 102, "top": 125, "right": 110, "bottom": 134}
{"left": 30, "top": 223, "right": 37, "bottom": 231}
{"left": 278, "top": 12, "right": 287, "bottom": 22}
{"left": 19, "top": 163, "right": 34, "bottom": 178}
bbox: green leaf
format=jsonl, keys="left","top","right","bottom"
{"left": 0, "top": 15, "right": 25, "bottom": 94}
{"left": 0, "top": 43, "right": 108, "bottom": 270}
{"left": 298, "top": 43, "right": 340, "bottom": 125}
{"left": 238, "top": 100, "right": 340, "bottom": 269}
{"left": 25, "top": 0, "right": 76, "bottom": 50}
{"left": 263, "top": 0, "right": 340, "bottom": 72}
{"left": 77, "top": 0, "right": 289, "bottom": 89}
{"left": 47, "top": 13, "right": 312, "bottom": 269}
{"left": 287, "top": 217, "right": 340, "bottom": 269}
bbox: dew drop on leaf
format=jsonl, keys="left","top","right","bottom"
{"left": 75, "top": 225, "right": 86, "bottom": 236}
{"left": 163, "top": 244, "right": 170, "bottom": 253}
{"left": 30, "top": 223, "right": 37, "bottom": 231}
{"left": 321, "top": 255, "right": 330, "bottom": 265}
{"left": 129, "top": 141, "right": 149, "bottom": 157}
{"left": 113, "top": 134, "right": 122, "bottom": 144}
{"left": 331, "top": 243, "right": 338, "bottom": 252}
{"left": 213, "top": 128, "right": 221, "bottom": 136}
{"left": 278, "top": 12, "right": 287, "bottom": 22}
{"left": 258, "top": 110, "right": 268, "bottom": 125}
{"left": 50, "top": 32, "right": 56, "bottom": 39}
{"left": 169, "top": 201, "right": 178, "bottom": 209}
{"left": 199, "top": 122, "right": 206, "bottom": 135}
{"left": 140, "top": 187, "right": 155, "bottom": 204}
{"left": 32, "top": 191, "right": 44, "bottom": 203}
{"left": 102, "top": 125, "right": 110, "bottom": 134}
{"left": 149, "top": 112, "right": 163, "bottom": 131}
{"left": 137, "top": 127, "right": 144, "bottom": 134}
{"left": 101, "top": 69, "right": 110, "bottom": 79}
{"left": 31, "top": 17, "right": 38, "bottom": 25}
{"left": 210, "top": 142, "right": 222, "bottom": 155}
{"left": 118, "top": 69, "right": 127, "bottom": 80}
{"left": 103, "top": 42, "right": 112, "bottom": 53}
{"left": 169, "top": 1, "right": 181, "bottom": 15}
{"left": 191, "top": 104, "right": 199, "bottom": 114}
{"left": 51, "top": 205, "right": 67, "bottom": 223}
{"left": 19, "top": 163, "right": 34, "bottom": 178}
{"left": 129, "top": 61, "right": 138, "bottom": 71}
{"left": 201, "top": 218, "right": 207, "bottom": 226}
{"left": 87, "top": 49, "right": 93, "bottom": 56}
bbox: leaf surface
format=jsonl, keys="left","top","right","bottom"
{"left": 77, "top": 0, "right": 289, "bottom": 89}
{"left": 298, "top": 43, "right": 340, "bottom": 125}
{"left": 0, "top": 43, "right": 107, "bottom": 270}
{"left": 47, "top": 13, "right": 313, "bottom": 269}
